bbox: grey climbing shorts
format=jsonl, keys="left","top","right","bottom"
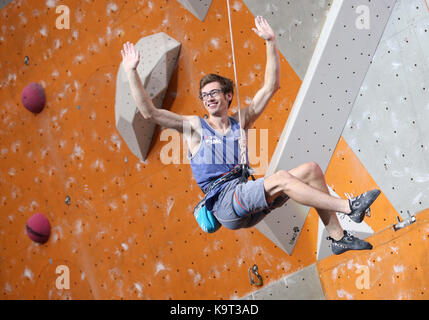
{"left": 212, "top": 177, "right": 289, "bottom": 230}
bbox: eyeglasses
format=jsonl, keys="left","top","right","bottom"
{"left": 199, "top": 89, "right": 222, "bottom": 100}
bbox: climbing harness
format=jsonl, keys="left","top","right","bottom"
{"left": 203, "top": 164, "right": 254, "bottom": 195}
{"left": 193, "top": 164, "right": 255, "bottom": 233}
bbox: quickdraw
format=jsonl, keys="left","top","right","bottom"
{"left": 248, "top": 264, "right": 263, "bottom": 287}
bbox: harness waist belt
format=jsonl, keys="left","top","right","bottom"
{"left": 203, "top": 164, "right": 254, "bottom": 195}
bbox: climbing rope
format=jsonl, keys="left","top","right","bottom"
{"left": 226, "top": 0, "right": 247, "bottom": 166}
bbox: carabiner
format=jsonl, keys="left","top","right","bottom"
{"left": 248, "top": 264, "right": 263, "bottom": 287}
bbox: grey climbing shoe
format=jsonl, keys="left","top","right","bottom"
{"left": 328, "top": 231, "right": 373, "bottom": 255}
{"left": 348, "top": 189, "right": 381, "bottom": 223}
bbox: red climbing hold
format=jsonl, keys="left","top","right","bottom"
{"left": 26, "top": 213, "right": 51, "bottom": 244}
{"left": 21, "top": 83, "right": 46, "bottom": 114}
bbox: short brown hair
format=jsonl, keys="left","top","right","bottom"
{"left": 199, "top": 74, "right": 234, "bottom": 107}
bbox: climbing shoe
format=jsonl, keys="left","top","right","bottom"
{"left": 328, "top": 230, "right": 373, "bottom": 255}
{"left": 348, "top": 189, "right": 381, "bottom": 223}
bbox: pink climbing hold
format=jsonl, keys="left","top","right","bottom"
{"left": 21, "top": 83, "right": 46, "bottom": 114}
{"left": 26, "top": 213, "right": 51, "bottom": 244}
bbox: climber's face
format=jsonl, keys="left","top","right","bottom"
{"left": 200, "top": 82, "right": 232, "bottom": 116}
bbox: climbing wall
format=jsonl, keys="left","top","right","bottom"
{"left": 318, "top": 209, "right": 429, "bottom": 299}
{"left": 0, "top": 0, "right": 427, "bottom": 301}
{"left": 342, "top": 0, "right": 429, "bottom": 220}
{"left": 243, "top": 0, "right": 331, "bottom": 80}
{"left": 244, "top": 0, "right": 429, "bottom": 300}
{"left": 0, "top": 0, "right": 303, "bottom": 300}
{"left": 255, "top": 0, "right": 395, "bottom": 255}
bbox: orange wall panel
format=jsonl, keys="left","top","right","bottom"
{"left": 318, "top": 209, "right": 429, "bottom": 300}
{"left": 0, "top": 0, "right": 304, "bottom": 299}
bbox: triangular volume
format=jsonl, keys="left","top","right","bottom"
{"left": 115, "top": 33, "right": 181, "bottom": 161}
{"left": 176, "top": 0, "right": 213, "bottom": 22}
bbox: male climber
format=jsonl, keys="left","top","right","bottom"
{"left": 121, "top": 16, "right": 380, "bottom": 255}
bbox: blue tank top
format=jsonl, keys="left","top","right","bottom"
{"left": 189, "top": 116, "right": 248, "bottom": 210}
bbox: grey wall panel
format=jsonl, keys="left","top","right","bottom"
{"left": 176, "top": 0, "right": 212, "bottom": 22}
{"left": 243, "top": 0, "right": 331, "bottom": 79}
{"left": 342, "top": 0, "right": 429, "bottom": 219}
{"left": 254, "top": 0, "right": 395, "bottom": 255}
{"left": 0, "top": 0, "right": 13, "bottom": 10}
{"left": 243, "top": 264, "right": 325, "bottom": 300}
